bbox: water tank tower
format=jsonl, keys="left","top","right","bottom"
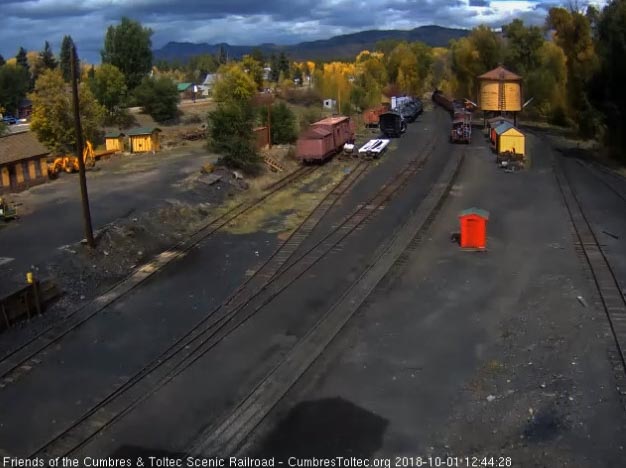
{"left": 478, "top": 66, "right": 522, "bottom": 124}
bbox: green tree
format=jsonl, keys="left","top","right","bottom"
{"left": 101, "top": 17, "right": 153, "bottom": 90}
{"left": 208, "top": 63, "right": 260, "bottom": 172}
{"left": 188, "top": 54, "right": 219, "bottom": 78}
{"left": 0, "top": 64, "right": 30, "bottom": 115}
{"left": 29, "top": 68, "right": 105, "bottom": 154}
{"left": 250, "top": 48, "right": 265, "bottom": 65}
{"left": 278, "top": 52, "right": 290, "bottom": 79}
{"left": 375, "top": 39, "right": 403, "bottom": 56}
{"left": 241, "top": 55, "right": 264, "bottom": 90}
{"left": 59, "top": 35, "right": 77, "bottom": 82}
{"left": 502, "top": 19, "right": 544, "bottom": 75}
{"left": 15, "top": 47, "right": 29, "bottom": 72}
{"left": 89, "top": 63, "right": 128, "bottom": 121}
{"left": 218, "top": 45, "right": 227, "bottom": 65}
{"left": 212, "top": 63, "right": 257, "bottom": 104}
{"left": 594, "top": 0, "right": 626, "bottom": 158}
{"left": 0, "top": 54, "right": 5, "bottom": 67}
{"left": 262, "top": 102, "right": 297, "bottom": 144}
{"left": 39, "top": 41, "right": 57, "bottom": 70}
{"left": 133, "top": 76, "right": 179, "bottom": 123}
{"left": 450, "top": 26, "right": 503, "bottom": 98}
{"left": 208, "top": 103, "right": 260, "bottom": 173}
{"left": 525, "top": 42, "right": 568, "bottom": 123}
{"left": 547, "top": 7, "right": 600, "bottom": 137}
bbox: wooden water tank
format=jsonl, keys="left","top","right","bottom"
{"left": 478, "top": 66, "right": 522, "bottom": 112}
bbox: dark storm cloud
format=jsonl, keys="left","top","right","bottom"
{"left": 0, "top": 0, "right": 608, "bottom": 62}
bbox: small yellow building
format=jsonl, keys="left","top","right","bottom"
{"left": 495, "top": 123, "right": 525, "bottom": 156}
{"left": 104, "top": 131, "right": 125, "bottom": 152}
{"left": 0, "top": 131, "right": 50, "bottom": 193}
{"left": 127, "top": 127, "right": 161, "bottom": 154}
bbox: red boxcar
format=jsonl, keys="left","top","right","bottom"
{"left": 296, "top": 116, "right": 355, "bottom": 163}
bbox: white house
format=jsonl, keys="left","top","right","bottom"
{"left": 198, "top": 73, "right": 218, "bottom": 97}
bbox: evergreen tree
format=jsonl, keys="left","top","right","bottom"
{"left": 39, "top": 41, "right": 57, "bottom": 70}
{"left": 59, "top": 35, "right": 77, "bottom": 82}
{"left": 0, "top": 54, "right": 5, "bottom": 67}
{"left": 250, "top": 48, "right": 265, "bottom": 65}
{"left": 218, "top": 45, "right": 228, "bottom": 65}
{"left": 16, "top": 47, "right": 29, "bottom": 72}
{"left": 278, "top": 52, "right": 290, "bottom": 79}
{"left": 269, "top": 54, "right": 280, "bottom": 81}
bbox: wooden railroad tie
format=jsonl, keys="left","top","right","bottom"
{"left": 264, "top": 156, "right": 285, "bottom": 172}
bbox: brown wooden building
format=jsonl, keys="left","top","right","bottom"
{"left": 0, "top": 131, "right": 50, "bottom": 194}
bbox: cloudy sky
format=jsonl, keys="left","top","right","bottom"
{"left": 0, "top": 0, "right": 609, "bottom": 63}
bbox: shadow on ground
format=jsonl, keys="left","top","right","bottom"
{"left": 253, "top": 397, "right": 388, "bottom": 458}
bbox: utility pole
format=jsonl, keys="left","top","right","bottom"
{"left": 267, "top": 102, "right": 272, "bottom": 149}
{"left": 70, "top": 43, "right": 95, "bottom": 248}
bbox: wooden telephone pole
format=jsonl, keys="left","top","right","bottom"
{"left": 70, "top": 44, "right": 95, "bottom": 248}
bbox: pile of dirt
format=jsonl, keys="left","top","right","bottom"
{"left": 41, "top": 168, "right": 247, "bottom": 313}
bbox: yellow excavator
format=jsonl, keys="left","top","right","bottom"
{"left": 47, "top": 141, "right": 96, "bottom": 179}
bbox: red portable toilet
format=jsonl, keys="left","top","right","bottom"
{"left": 459, "top": 208, "right": 489, "bottom": 249}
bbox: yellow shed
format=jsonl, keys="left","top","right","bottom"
{"left": 478, "top": 66, "right": 522, "bottom": 112}
{"left": 127, "top": 127, "right": 161, "bottom": 154}
{"left": 495, "top": 124, "right": 525, "bottom": 156}
{"left": 104, "top": 131, "right": 125, "bottom": 152}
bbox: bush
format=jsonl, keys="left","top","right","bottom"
{"left": 208, "top": 103, "right": 261, "bottom": 174}
{"left": 134, "top": 76, "right": 180, "bottom": 123}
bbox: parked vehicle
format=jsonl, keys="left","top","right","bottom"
{"left": 1, "top": 115, "right": 18, "bottom": 125}
{"left": 296, "top": 116, "right": 355, "bottom": 163}
{"left": 379, "top": 111, "right": 407, "bottom": 138}
{"left": 47, "top": 140, "right": 97, "bottom": 178}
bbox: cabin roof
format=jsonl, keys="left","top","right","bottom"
{"left": 0, "top": 131, "right": 49, "bottom": 165}
{"left": 126, "top": 127, "right": 161, "bottom": 136}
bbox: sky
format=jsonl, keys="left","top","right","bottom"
{"left": 0, "top": 0, "right": 610, "bottom": 63}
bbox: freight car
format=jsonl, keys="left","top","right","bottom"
{"left": 432, "top": 90, "right": 454, "bottom": 114}
{"left": 296, "top": 116, "right": 355, "bottom": 163}
{"left": 450, "top": 110, "right": 472, "bottom": 143}
{"left": 363, "top": 104, "right": 390, "bottom": 127}
{"left": 379, "top": 111, "right": 407, "bottom": 138}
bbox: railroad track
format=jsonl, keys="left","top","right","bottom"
{"left": 28, "top": 137, "right": 438, "bottom": 459}
{"left": 0, "top": 165, "right": 317, "bottom": 387}
{"left": 555, "top": 158, "right": 626, "bottom": 378}
{"left": 190, "top": 147, "right": 464, "bottom": 457}
{"left": 574, "top": 159, "right": 626, "bottom": 205}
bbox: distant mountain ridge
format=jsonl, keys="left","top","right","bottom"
{"left": 154, "top": 25, "right": 469, "bottom": 62}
